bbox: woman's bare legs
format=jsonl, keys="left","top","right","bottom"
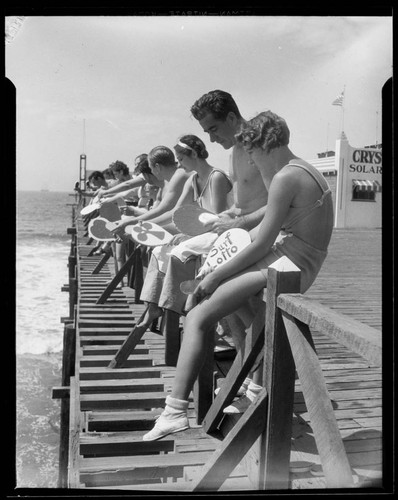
{"left": 170, "top": 265, "right": 267, "bottom": 401}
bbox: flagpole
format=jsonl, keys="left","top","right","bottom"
{"left": 341, "top": 85, "right": 346, "bottom": 134}
{"left": 375, "top": 110, "right": 379, "bottom": 146}
{"left": 326, "top": 122, "right": 329, "bottom": 154}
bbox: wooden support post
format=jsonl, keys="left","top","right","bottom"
{"left": 259, "top": 256, "right": 301, "bottom": 490}
{"left": 68, "top": 254, "right": 76, "bottom": 280}
{"left": 96, "top": 248, "right": 137, "bottom": 304}
{"left": 192, "top": 388, "right": 268, "bottom": 491}
{"left": 282, "top": 312, "right": 354, "bottom": 488}
{"left": 67, "top": 376, "right": 81, "bottom": 488}
{"left": 162, "top": 310, "right": 182, "bottom": 367}
{"left": 193, "top": 325, "right": 215, "bottom": 424}
{"left": 69, "top": 276, "right": 77, "bottom": 319}
{"left": 58, "top": 324, "right": 76, "bottom": 488}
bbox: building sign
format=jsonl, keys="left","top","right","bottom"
{"left": 334, "top": 135, "right": 382, "bottom": 228}
{"left": 349, "top": 149, "right": 382, "bottom": 174}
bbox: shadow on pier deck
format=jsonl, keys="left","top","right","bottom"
{"left": 55, "top": 220, "right": 388, "bottom": 493}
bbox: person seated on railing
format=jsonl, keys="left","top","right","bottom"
{"left": 103, "top": 161, "right": 134, "bottom": 282}
{"left": 111, "top": 146, "right": 192, "bottom": 286}
{"left": 143, "top": 109, "right": 334, "bottom": 441}
{"left": 77, "top": 170, "right": 108, "bottom": 197}
{"left": 77, "top": 171, "right": 110, "bottom": 253}
{"left": 112, "top": 145, "right": 192, "bottom": 233}
{"left": 102, "top": 167, "right": 118, "bottom": 188}
{"left": 133, "top": 134, "right": 233, "bottom": 330}
{"left": 103, "top": 156, "right": 163, "bottom": 217}
{"left": 136, "top": 182, "right": 160, "bottom": 212}
{"left": 94, "top": 154, "right": 149, "bottom": 200}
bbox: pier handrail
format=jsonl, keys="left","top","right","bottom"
{"left": 276, "top": 293, "right": 382, "bottom": 366}
{"left": 192, "top": 256, "right": 382, "bottom": 491}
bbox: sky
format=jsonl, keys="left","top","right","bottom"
{"left": 6, "top": 14, "right": 392, "bottom": 192}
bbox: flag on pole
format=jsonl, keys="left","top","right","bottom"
{"left": 332, "top": 90, "right": 344, "bottom": 106}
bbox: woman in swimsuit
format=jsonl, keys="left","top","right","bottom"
{"left": 143, "top": 110, "right": 334, "bottom": 441}
{"left": 136, "top": 134, "right": 233, "bottom": 328}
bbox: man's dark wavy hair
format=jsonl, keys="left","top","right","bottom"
{"left": 190, "top": 89, "right": 242, "bottom": 121}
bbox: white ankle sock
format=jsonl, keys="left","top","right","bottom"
{"left": 165, "top": 395, "right": 189, "bottom": 413}
{"left": 242, "top": 377, "right": 251, "bottom": 390}
{"left": 245, "top": 381, "right": 263, "bottom": 402}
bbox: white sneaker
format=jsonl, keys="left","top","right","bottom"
{"left": 142, "top": 411, "right": 189, "bottom": 441}
{"left": 223, "top": 395, "right": 252, "bottom": 414}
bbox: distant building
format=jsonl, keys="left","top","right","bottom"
{"left": 307, "top": 133, "right": 382, "bottom": 228}
{"left": 317, "top": 150, "right": 335, "bottom": 158}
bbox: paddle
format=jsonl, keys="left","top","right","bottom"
{"left": 180, "top": 228, "right": 252, "bottom": 294}
{"left": 88, "top": 217, "right": 174, "bottom": 246}
{"left": 172, "top": 204, "right": 220, "bottom": 236}
{"left": 88, "top": 217, "right": 118, "bottom": 241}
{"left": 125, "top": 220, "right": 174, "bottom": 247}
{"left": 80, "top": 196, "right": 101, "bottom": 215}
{"left": 99, "top": 201, "right": 122, "bottom": 222}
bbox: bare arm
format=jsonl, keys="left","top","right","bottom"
{"left": 148, "top": 175, "right": 195, "bottom": 227}
{"left": 206, "top": 204, "right": 267, "bottom": 234}
{"left": 100, "top": 187, "right": 139, "bottom": 205}
{"left": 97, "top": 176, "right": 146, "bottom": 198}
{"left": 115, "top": 170, "right": 192, "bottom": 230}
{"left": 209, "top": 171, "right": 233, "bottom": 214}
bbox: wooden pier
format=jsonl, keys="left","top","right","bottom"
{"left": 54, "top": 211, "right": 386, "bottom": 492}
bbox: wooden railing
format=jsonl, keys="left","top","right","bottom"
{"left": 55, "top": 204, "right": 382, "bottom": 490}
{"left": 191, "top": 256, "right": 382, "bottom": 491}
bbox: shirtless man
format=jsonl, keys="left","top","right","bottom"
{"left": 190, "top": 89, "right": 268, "bottom": 233}
{"left": 113, "top": 145, "right": 192, "bottom": 232}
{"left": 187, "top": 90, "right": 269, "bottom": 354}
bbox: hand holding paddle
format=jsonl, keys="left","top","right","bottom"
{"left": 125, "top": 220, "right": 173, "bottom": 247}
{"left": 180, "top": 228, "right": 251, "bottom": 295}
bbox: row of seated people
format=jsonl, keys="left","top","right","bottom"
{"left": 81, "top": 89, "right": 333, "bottom": 443}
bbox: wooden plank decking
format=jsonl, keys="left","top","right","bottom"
{"left": 66, "top": 226, "right": 384, "bottom": 491}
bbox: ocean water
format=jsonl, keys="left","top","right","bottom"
{"left": 16, "top": 190, "right": 73, "bottom": 489}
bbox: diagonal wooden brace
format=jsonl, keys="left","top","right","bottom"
{"left": 96, "top": 247, "right": 137, "bottom": 304}
{"left": 108, "top": 308, "right": 148, "bottom": 368}
{"left": 192, "top": 388, "right": 268, "bottom": 491}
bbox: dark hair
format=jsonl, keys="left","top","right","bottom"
{"left": 148, "top": 146, "right": 176, "bottom": 168}
{"left": 88, "top": 171, "right": 105, "bottom": 182}
{"left": 102, "top": 167, "right": 115, "bottom": 179}
{"left": 134, "top": 153, "right": 148, "bottom": 165}
{"left": 110, "top": 160, "right": 129, "bottom": 175}
{"left": 235, "top": 111, "right": 290, "bottom": 153}
{"left": 134, "top": 156, "right": 152, "bottom": 176}
{"left": 190, "top": 89, "right": 242, "bottom": 121}
{"left": 174, "top": 134, "right": 209, "bottom": 159}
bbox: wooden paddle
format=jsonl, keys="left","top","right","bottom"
{"left": 124, "top": 220, "right": 174, "bottom": 247}
{"left": 180, "top": 228, "right": 252, "bottom": 294}
{"left": 88, "top": 217, "right": 118, "bottom": 241}
{"left": 172, "top": 204, "right": 220, "bottom": 236}
{"left": 80, "top": 196, "right": 101, "bottom": 215}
